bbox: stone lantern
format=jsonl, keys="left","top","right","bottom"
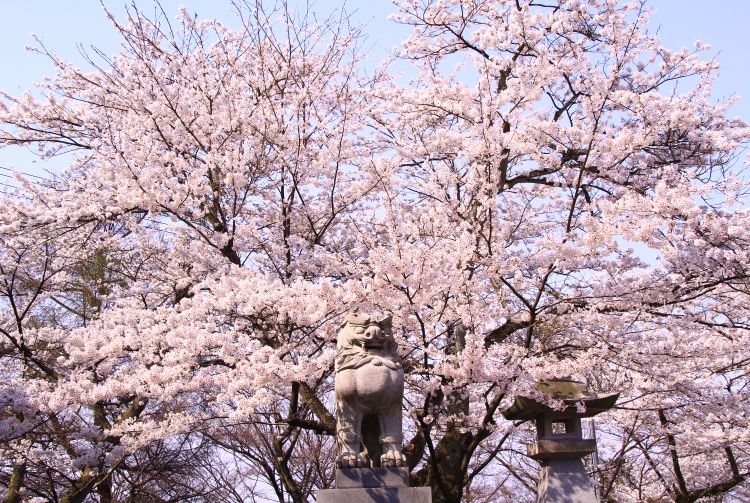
{"left": 502, "top": 380, "right": 618, "bottom": 503}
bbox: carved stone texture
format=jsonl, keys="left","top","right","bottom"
{"left": 527, "top": 439, "right": 597, "bottom": 460}
{"left": 537, "top": 458, "right": 599, "bottom": 503}
{"left": 315, "top": 486, "right": 433, "bottom": 503}
{"left": 335, "top": 467, "right": 409, "bottom": 489}
{"left": 335, "top": 313, "right": 406, "bottom": 468}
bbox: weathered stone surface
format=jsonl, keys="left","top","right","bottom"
{"left": 335, "top": 313, "right": 406, "bottom": 468}
{"left": 537, "top": 459, "right": 597, "bottom": 503}
{"left": 316, "top": 486, "right": 432, "bottom": 503}
{"left": 528, "top": 439, "right": 597, "bottom": 460}
{"left": 336, "top": 467, "right": 409, "bottom": 488}
{"left": 502, "top": 380, "right": 619, "bottom": 421}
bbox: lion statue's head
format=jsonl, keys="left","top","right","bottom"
{"left": 336, "top": 313, "right": 400, "bottom": 371}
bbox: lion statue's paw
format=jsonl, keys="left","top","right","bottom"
{"left": 336, "top": 451, "right": 368, "bottom": 468}
{"left": 380, "top": 449, "right": 406, "bottom": 468}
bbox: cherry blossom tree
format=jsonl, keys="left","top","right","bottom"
{"left": 1, "top": 0, "right": 749, "bottom": 502}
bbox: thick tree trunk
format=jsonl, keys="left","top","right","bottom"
{"left": 59, "top": 472, "right": 96, "bottom": 503}
{"left": 96, "top": 473, "right": 113, "bottom": 503}
{"left": 413, "top": 429, "right": 473, "bottom": 503}
{"left": 5, "top": 462, "right": 25, "bottom": 503}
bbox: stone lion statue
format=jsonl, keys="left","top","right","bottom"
{"left": 335, "top": 313, "right": 406, "bottom": 468}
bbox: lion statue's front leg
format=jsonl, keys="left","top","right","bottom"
{"left": 378, "top": 401, "right": 406, "bottom": 467}
{"left": 335, "top": 369, "right": 368, "bottom": 468}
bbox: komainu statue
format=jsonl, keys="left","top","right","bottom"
{"left": 335, "top": 313, "right": 406, "bottom": 468}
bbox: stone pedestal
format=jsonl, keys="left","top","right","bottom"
{"left": 537, "top": 459, "right": 597, "bottom": 503}
{"left": 316, "top": 467, "right": 432, "bottom": 503}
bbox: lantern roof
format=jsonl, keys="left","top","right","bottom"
{"left": 502, "top": 379, "right": 619, "bottom": 420}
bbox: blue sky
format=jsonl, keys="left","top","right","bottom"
{"left": 1, "top": 1, "right": 749, "bottom": 181}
